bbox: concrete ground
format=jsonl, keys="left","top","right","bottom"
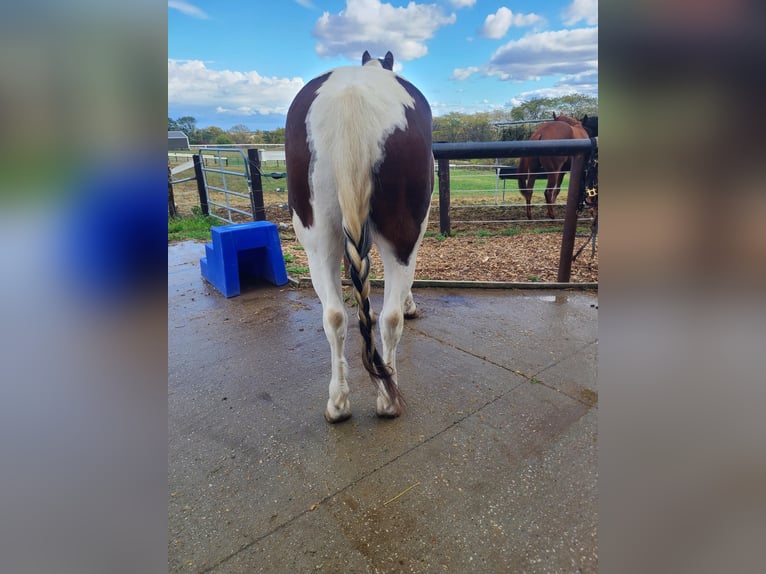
{"left": 168, "top": 241, "right": 598, "bottom": 573}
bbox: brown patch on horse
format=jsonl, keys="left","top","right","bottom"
{"left": 370, "top": 78, "right": 433, "bottom": 265}
{"left": 285, "top": 73, "right": 331, "bottom": 229}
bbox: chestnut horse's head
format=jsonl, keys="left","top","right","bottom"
{"left": 581, "top": 114, "right": 598, "bottom": 138}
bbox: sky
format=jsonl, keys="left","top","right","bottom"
{"left": 168, "top": 0, "right": 597, "bottom": 131}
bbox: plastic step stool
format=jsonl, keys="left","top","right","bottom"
{"left": 200, "top": 221, "right": 288, "bottom": 297}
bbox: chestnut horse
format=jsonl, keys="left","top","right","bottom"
{"left": 285, "top": 51, "right": 433, "bottom": 422}
{"left": 517, "top": 114, "right": 590, "bottom": 219}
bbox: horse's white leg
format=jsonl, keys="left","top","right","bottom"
{"left": 373, "top": 220, "right": 426, "bottom": 417}
{"left": 292, "top": 213, "right": 351, "bottom": 423}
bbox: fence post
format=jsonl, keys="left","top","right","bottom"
{"left": 248, "top": 148, "right": 266, "bottom": 221}
{"left": 167, "top": 165, "right": 177, "bottom": 218}
{"left": 192, "top": 154, "right": 208, "bottom": 216}
{"left": 437, "top": 158, "right": 451, "bottom": 237}
{"left": 557, "top": 153, "right": 586, "bottom": 282}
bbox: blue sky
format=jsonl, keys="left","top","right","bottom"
{"left": 168, "top": 0, "right": 597, "bottom": 131}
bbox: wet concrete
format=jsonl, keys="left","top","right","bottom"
{"left": 168, "top": 241, "right": 598, "bottom": 573}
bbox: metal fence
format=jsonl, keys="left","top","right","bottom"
{"left": 432, "top": 138, "right": 598, "bottom": 281}
{"left": 168, "top": 137, "right": 598, "bottom": 281}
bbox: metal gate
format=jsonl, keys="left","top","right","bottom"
{"left": 198, "top": 147, "right": 254, "bottom": 224}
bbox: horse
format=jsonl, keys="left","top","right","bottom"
{"left": 580, "top": 114, "right": 598, "bottom": 138}
{"left": 285, "top": 50, "right": 433, "bottom": 423}
{"left": 517, "top": 114, "right": 590, "bottom": 219}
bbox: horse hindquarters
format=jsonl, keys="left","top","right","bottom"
{"left": 287, "top": 56, "right": 431, "bottom": 422}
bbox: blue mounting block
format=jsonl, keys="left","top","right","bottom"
{"left": 200, "top": 221, "right": 288, "bottom": 297}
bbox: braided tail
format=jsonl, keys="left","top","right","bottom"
{"left": 343, "top": 221, "right": 404, "bottom": 409}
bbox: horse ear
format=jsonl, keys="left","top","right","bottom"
{"left": 582, "top": 114, "right": 589, "bottom": 122}
{"left": 362, "top": 51, "right": 371, "bottom": 65}
{"left": 383, "top": 51, "right": 394, "bottom": 70}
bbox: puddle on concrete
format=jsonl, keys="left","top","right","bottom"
{"left": 537, "top": 294, "right": 569, "bottom": 305}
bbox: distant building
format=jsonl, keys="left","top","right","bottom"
{"left": 168, "top": 130, "right": 190, "bottom": 150}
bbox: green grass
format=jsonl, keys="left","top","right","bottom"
{"left": 168, "top": 208, "right": 215, "bottom": 241}
{"left": 286, "top": 266, "right": 310, "bottom": 275}
{"left": 435, "top": 166, "right": 570, "bottom": 205}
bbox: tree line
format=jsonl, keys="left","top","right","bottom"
{"left": 169, "top": 94, "right": 597, "bottom": 145}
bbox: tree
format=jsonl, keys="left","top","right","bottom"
{"left": 228, "top": 124, "right": 252, "bottom": 144}
{"left": 196, "top": 126, "right": 225, "bottom": 144}
{"left": 510, "top": 95, "right": 598, "bottom": 121}
{"left": 174, "top": 116, "right": 197, "bottom": 136}
{"left": 500, "top": 94, "right": 598, "bottom": 141}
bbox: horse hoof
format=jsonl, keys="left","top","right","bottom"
{"left": 325, "top": 399, "right": 352, "bottom": 423}
{"left": 376, "top": 396, "right": 402, "bottom": 419}
{"left": 404, "top": 309, "right": 419, "bottom": 319}
{"left": 325, "top": 409, "right": 352, "bottom": 424}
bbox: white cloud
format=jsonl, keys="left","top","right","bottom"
{"left": 479, "top": 7, "right": 513, "bottom": 39}
{"left": 449, "top": 0, "right": 476, "bottom": 7}
{"left": 487, "top": 27, "right": 598, "bottom": 81}
{"left": 451, "top": 66, "right": 480, "bottom": 81}
{"left": 167, "top": 60, "right": 305, "bottom": 116}
{"left": 556, "top": 69, "right": 598, "bottom": 90}
{"left": 168, "top": 1, "right": 208, "bottom": 19}
{"left": 313, "top": 0, "right": 456, "bottom": 61}
{"left": 562, "top": 0, "right": 598, "bottom": 26}
{"left": 507, "top": 68, "right": 598, "bottom": 106}
{"left": 294, "top": 0, "right": 316, "bottom": 8}
{"left": 478, "top": 7, "right": 545, "bottom": 39}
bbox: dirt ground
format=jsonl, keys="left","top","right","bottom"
{"left": 170, "top": 187, "right": 598, "bottom": 284}
{"left": 270, "top": 205, "right": 599, "bottom": 284}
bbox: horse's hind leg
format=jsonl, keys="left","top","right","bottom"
{"left": 544, "top": 172, "right": 560, "bottom": 219}
{"left": 374, "top": 233, "right": 423, "bottom": 418}
{"left": 545, "top": 166, "right": 564, "bottom": 219}
{"left": 519, "top": 174, "right": 535, "bottom": 220}
{"left": 293, "top": 214, "right": 351, "bottom": 423}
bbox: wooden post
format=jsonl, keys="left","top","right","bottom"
{"left": 557, "top": 153, "right": 585, "bottom": 282}
{"left": 437, "top": 158, "right": 451, "bottom": 237}
{"left": 167, "top": 165, "right": 177, "bottom": 218}
{"left": 248, "top": 148, "right": 266, "bottom": 221}
{"left": 192, "top": 154, "right": 208, "bottom": 216}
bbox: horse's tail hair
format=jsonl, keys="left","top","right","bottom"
{"left": 331, "top": 86, "right": 404, "bottom": 409}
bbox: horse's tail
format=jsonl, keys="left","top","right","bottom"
{"left": 330, "top": 86, "right": 404, "bottom": 409}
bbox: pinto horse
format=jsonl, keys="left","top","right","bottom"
{"left": 517, "top": 114, "right": 590, "bottom": 219}
{"left": 285, "top": 51, "right": 433, "bottom": 423}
